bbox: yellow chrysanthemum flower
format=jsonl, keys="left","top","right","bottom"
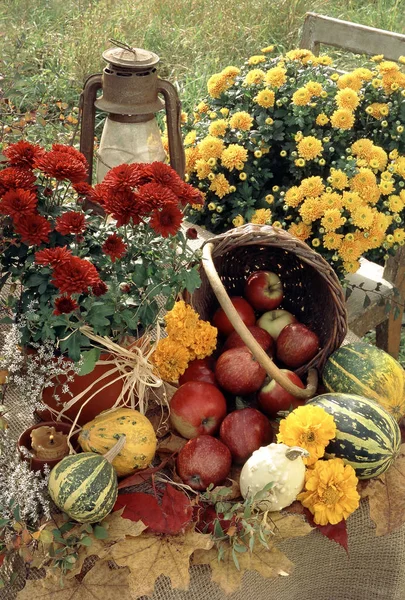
{"left": 288, "top": 221, "right": 312, "bottom": 241}
{"left": 244, "top": 69, "right": 266, "bottom": 85}
{"left": 295, "top": 158, "right": 306, "bottom": 167}
{"left": 394, "top": 156, "right": 405, "bottom": 178}
{"left": 341, "top": 191, "right": 363, "bottom": 210}
{"left": 197, "top": 136, "right": 225, "bottom": 160}
{"left": 229, "top": 111, "right": 254, "bottom": 131}
{"left": 277, "top": 405, "right": 336, "bottom": 466}
{"left": 320, "top": 191, "right": 344, "bottom": 210}
{"left": 185, "top": 146, "right": 201, "bottom": 173}
{"left": 388, "top": 195, "right": 404, "bottom": 212}
{"left": 337, "top": 73, "right": 362, "bottom": 91}
{"left": 232, "top": 214, "right": 245, "bottom": 227}
{"left": 316, "top": 113, "right": 329, "bottom": 126}
{"left": 292, "top": 87, "right": 312, "bottom": 106}
{"left": 350, "top": 168, "right": 377, "bottom": 192}
{"left": 195, "top": 159, "right": 212, "bottom": 180}
{"left": 328, "top": 168, "right": 349, "bottom": 190}
{"left": 312, "top": 54, "right": 333, "bottom": 66}
{"left": 264, "top": 66, "right": 287, "bottom": 88}
{"left": 351, "top": 138, "right": 374, "bottom": 160}
{"left": 196, "top": 101, "right": 209, "bottom": 113}
{"left": 208, "top": 119, "right": 228, "bottom": 137}
{"left": 207, "top": 73, "right": 230, "bottom": 98}
{"left": 352, "top": 67, "right": 374, "bottom": 81}
{"left": 368, "top": 147, "right": 388, "bottom": 171}
{"left": 285, "top": 186, "right": 304, "bottom": 207}
{"left": 248, "top": 55, "right": 266, "bottom": 65}
{"left": 350, "top": 205, "right": 375, "bottom": 229}
{"left": 152, "top": 338, "right": 191, "bottom": 382}
{"left": 321, "top": 208, "right": 346, "bottom": 231}
{"left": 184, "top": 130, "right": 197, "bottom": 146}
{"left": 285, "top": 49, "right": 315, "bottom": 64}
{"left": 343, "top": 260, "right": 361, "bottom": 274}
{"left": 297, "top": 458, "right": 360, "bottom": 526}
{"left": 393, "top": 228, "right": 405, "bottom": 243}
{"left": 221, "top": 144, "right": 248, "bottom": 170}
{"left": 323, "top": 232, "right": 344, "bottom": 250}
{"left": 297, "top": 136, "right": 323, "bottom": 160}
{"left": 378, "top": 60, "right": 400, "bottom": 74}
{"left": 299, "top": 198, "right": 324, "bottom": 223}
{"left": 222, "top": 66, "right": 241, "bottom": 80}
{"left": 335, "top": 88, "right": 360, "bottom": 111}
{"left": 300, "top": 176, "right": 325, "bottom": 198}
{"left": 261, "top": 45, "right": 274, "bottom": 53}
{"left": 209, "top": 173, "right": 232, "bottom": 198}
{"left": 250, "top": 208, "right": 271, "bottom": 225}
{"left": 330, "top": 108, "right": 355, "bottom": 130}
{"left": 254, "top": 88, "right": 275, "bottom": 108}
{"left": 379, "top": 179, "right": 396, "bottom": 195}
{"left": 339, "top": 239, "right": 362, "bottom": 261}
{"left": 305, "top": 81, "right": 323, "bottom": 96}
{"left": 366, "top": 102, "right": 390, "bottom": 119}
{"left": 371, "top": 54, "right": 384, "bottom": 62}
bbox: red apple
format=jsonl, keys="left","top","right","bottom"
{"left": 258, "top": 369, "right": 306, "bottom": 416}
{"left": 222, "top": 325, "right": 274, "bottom": 357}
{"left": 276, "top": 323, "right": 320, "bottom": 369}
{"left": 212, "top": 297, "right": 256, "bottom": 337}
{"left": 170, "top": 381, "right": 227, "bottom": 439}
{"left": 256, "top": 309, "right": 296, "bottom": 341}
{"left": 176, "top": 435, "right": 232, "bottom": 491}
{"left": 244, "top": 270, "right": 283, "bottom": 311}
{"left": 215, "top": 347, "right": 266, "bottom": 395}
{"left": 219, "top": 407, "right": 273, "bottom": 464}
{"left": 178, "top": 358, "right": 217, "bottom": 386}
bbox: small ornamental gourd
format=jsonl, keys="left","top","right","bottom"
{"left": 239, "top": 443, "right": 308, "bottom": 511}
{"left": 78, "top": 408, "right": 157, "bottom": 477}
{"left": 48, "top": 436, "right": 125, "bottom": 523}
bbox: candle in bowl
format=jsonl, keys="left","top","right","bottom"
{"left": 18, "top": 422, "right": 74, "bottom": 472}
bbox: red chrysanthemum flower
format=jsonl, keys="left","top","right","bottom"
{"left": 53, "top": 296, "right": 79, "bottom": 315}
{"left": 0, "top": 167, "right": 36, "bottom": 196}
{"left": 72, "top": 181, "right": 93, "bottom": 197}
{"left": 35, "top": 246, "right": 72, "bottom": 268}
{"left": 102, "top": 233, "right": 127, "bottom": 262}
{"left": 55, "top": 211, "right": 86, "bottom": 236}
{"left": 103, "top": 189, "right": 142, "bottom": 226}
{"left": 177, "top": 181, "right": 204, "bottom": 206}
{"left": 51, "top": 144, "right": 88, "bottom": 166}
{"left": 14, "top": 214, "right": 51, "bottom": 246}
{"left": 137, "top": 182, "right": 179, "bottom": 212}
{"left": 149, "top": 204, "right": 183, "bottom": 237}
{"left": 101, "top": 163, "right": 151, "bottom": 192}
{"left": 147, "top": 162, "right": 184, "bottom": 195}
{"left": 51, "top": 256, "right": 100, "bottom": 294}
{"left": 3, "top": 141, "right": 45, "bottom": 170}
{"left": 0, "top": 188, "right": 38, "bottom": 219}
{"left": 34, "top": 150, "right": 88, "bottom": 183}
{"left": 186, "top": 227, "right": 198, "bottom": 240}
{"left": 92, "top": 281, "right": 108, "bottom": 297}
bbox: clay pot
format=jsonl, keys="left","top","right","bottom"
{"left": 17, "top": 421, "right": 79, "bottom": 472}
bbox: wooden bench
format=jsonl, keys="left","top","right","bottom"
{"left": 300, "top": 12, "right": 405, "bottom": 359}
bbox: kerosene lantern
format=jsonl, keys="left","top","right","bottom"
{"left": 79, "top": 40, "right": 185, "bottom": 183}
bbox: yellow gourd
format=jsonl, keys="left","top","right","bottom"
{"left": 78, "top": 408, "right": 157, "bottom": 477}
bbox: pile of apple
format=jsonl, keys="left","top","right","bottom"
{"left": 171, "top": 270, "right": 320, "bottom": 492}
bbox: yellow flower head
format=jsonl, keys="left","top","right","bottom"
{"left": 300, "top": 176, "right": 325, "bottom": 198}
{"left": 232, "top": 214, "right": 245, "bottom": 227}
{"left": 292, "top": 87, "right": 312, "bottom": 106}
{"left": 277, "top": 405, "right": 336, "bottom": 466}
{"left": 195, "top": 159, "right": 212, "bottom": 180}
{"left": 323, "top": 232, "right": 344, "bottom": 250}
{"left": 209, "top": 173, "right": 232, "bottom": 198}
{"left": 328, "top": 168, "right": 349, "bottom": 190}
{"left": 229, "top": 111, "right": 254, "bottom": 131}
{"left": 208, "top": 119, "right": 228, "bottom": 137}
{"left": 248, "top": 55, "right": 266, "bottom": 65}
{"left": 207, "top": 73, "right": 231, "bottom": 98}
{"left": 261, "top": 45, "right": 274, "bottom": 53}
{"left": 320, "top": 191, "right": 344, "bottom": 210}
{"left": 297, "top": 136, "right": 323, "bottom": 160}
{"left": 184, "top": 130, "right": 197, "bottom": 146}
{"left": 379, "top": 179, "right": 396, "bottom": 195}
{"left": 335, "top": 88, "right": 360, "bottom": 111}
{"left": 299, "top": 198, "right": 324, "bottom": 223}
{"left": 316, "top": 113, "right": 329, "bottom": 126}
{"left": 305, "top": 81, "right": 323, "bottom": 96}
{"left": 285, "top": 186, "right": 304, "bottom": 207}
{"left": 187, "top": 321, "right": 218, "bottom": 361}
{"left": 378, "top": 60, "right": 400, "bottom": 75}
{"left": 264, "top": 66, "right": 287, "bottom": 88}
{"left": 196, "top": 101, "right": 209, "bottom": 113}
{"left": 285, "top": 49, "right": 315, "bottom": 64}
{"left": 295, "top": 158, "right": 306, "bottom": 167}
{"left": 393, "top": 228, "right": 405, "bottom": 243}
{"left": 366, "top": 102, "right": 390, "bottom": 119}
{"left": 352, "top": 67, "right": 374, "bottom": 81}
{"left": 371, "top": 54, "right": 384, "bottom": 62}
{"left": 185, "top": 146, "right": 201, "bottom": 173}
{"left": 222, "top": 66, "right": 241, "bottom": 80}
{"left": 151, "top": 338, "right": 191, "bottom": 382}
{"left": 297, "top": 458, "right": 360, "bottom": 526}
{"left": 254, "top": 88, "right": 275, "bottom": 108}
{"left": 330, "top": 108, "right": 355, "bottom": 130}
{"left": 368, "top": 146, "right": 388, "bottom": 171}
{"left": 250, "top": 208, "right": 271, "bottom": 225}
{"left": 351, "top": 138, "right": 374, "bottom": 160}
{"left": 350, "top": 168, "right": 377, "bottom": 192}
{"left": 244, "top": 69, "right": 266, "bottom": 85}
{"left": 198, "top": 136, "right": 225, "bottom": 160}
{"left": 350, "top": 205, "right": 375, "bottom": 229}
{"left": 288, "top": 221, "right": 312, "bottom": 241}
{"left": 337, "top": 73, "right": 362, "bottom": 91}
{"left": 221, "top": 144, "right": 248, "bottom": 170}
{"left": 321, "top": 208, "right": 346, "bottom": 232}
{"left": 339, "top": 239, "right": 363, "bottom": 261}
{"left": 388, "top": 195, "right": 404, "bottom": 212}
{"left": 312, "top": 55, "right": 333, "bottom": 66}
{"left": 343, "top": 260, "right": 361, "bottom": 274}
{"left": 394, "top": 156, "right": 405, "bottom": 178}
{"left": 265, "top": 193, "right": 274, "bottom": 204}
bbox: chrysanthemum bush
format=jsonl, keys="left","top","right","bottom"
{"left": 0, "top": 141, "right": 204, "bottom": 363}
{"left": 183, "top": 47, "right": 405, "bottom": 278}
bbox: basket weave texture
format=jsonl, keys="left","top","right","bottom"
{"left": 192, "top": 223, "right": 348, "bottom": 377}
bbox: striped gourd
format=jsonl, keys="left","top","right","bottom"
{"left": 307, "top": 393, "right": 401, "bottom": 479}
{"left": 322, "top": 342, "right": 405, "bottom": 421}
{"left": 48, "top": 437, "right": 125, "bottom": 523}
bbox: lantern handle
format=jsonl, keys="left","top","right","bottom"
{"left": 157, "top": 79, "right": 186, "bottom": 180}
{"left": 108, "top": 38, "right": 138, "bottom": 57}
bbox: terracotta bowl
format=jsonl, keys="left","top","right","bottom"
{"left": 18, "top": 421, "right": 79, "bottom": 473}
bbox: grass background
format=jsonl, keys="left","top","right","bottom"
{"left": 0, "top": 0, "right": 404, "bottom": 362}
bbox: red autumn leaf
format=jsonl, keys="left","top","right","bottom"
{"left": 285, "top": 501, "right": 348, "bottom": 554}
{"left": 0, "top": 553, "right": 5, "bottom": 567}
{"left": 114, "top": 484, "right": 193, "bottom": 535}
{"left": 117, "top": 454, "right": 174, "bottom": 490}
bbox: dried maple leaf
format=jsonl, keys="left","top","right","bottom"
{"left": 114, "top": 484, "right": 193, "bottom": 534}
{"left": 111, "top": 529, "right": 213, "bottom": 598}
{"left": 193, "top": 542, "right": 292, "bottom": 595}
{"left": 284, "top": 501, "right": 347, "bottom": 552}
{"left": 361, "top": 444, "right": 405, "bottom": 536}
{"left": 157, "top": 432, "right": 187, "bottom": 454}
{"left": 102, "top": 509, "right": 147, "bottom": 542}
{"left": 270, "top": 511, "right": 314, "bottom": 539}
{"left": 17, "top": 560, "right": 133, "bottom": 600}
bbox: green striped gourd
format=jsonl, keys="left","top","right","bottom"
{"left": 307, "top": 393, "right": 401, "bottom": 479}
{"left": 48, "top": 436, "right": 125, "bottom": 523}
{"left": 322, "top": 342, "right": 405, "bottom": 421}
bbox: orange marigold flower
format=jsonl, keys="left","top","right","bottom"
{"left": 292, "top": 87, "right": 312, "bottom": 106}
{"left": 288, "top": 221, "right": 312, "bottom": 241}
{"left": 152, "top": 338, "right": 191, "bottom": 382}
{"left": 330, "top": 108, "right": 355, "bottom": 130}
{"left": 335, "top": 88, "right": 360, "bottom": 110}
{"left": 264, "top": 67, "right": 287, "bottom": 88}
{"left": 229, "top": 111, "right": 254, "bottom": 131}
{"left": 300, "top": 176, "right": 325, "bottom": 198}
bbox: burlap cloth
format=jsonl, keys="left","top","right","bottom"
{"left": 2, "top": 226, "right": 405, "bottom": 600}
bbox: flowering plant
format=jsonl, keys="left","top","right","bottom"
{"left": 184, "top": 47, "right": 405, "bottom": 277}
{"left": 0, "top": 141, "right": 203, "bottom": 363}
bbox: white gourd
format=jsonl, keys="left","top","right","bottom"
{"left": 239, "top": 443, "right": 308, "bottom": 511}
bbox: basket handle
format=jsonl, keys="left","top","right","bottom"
{"left": 202, "top": 243, "right": 318, "bottom": 400}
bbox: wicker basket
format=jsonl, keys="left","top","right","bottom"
{"left": 191, "top": 224, "right": 348, "bottom": 398}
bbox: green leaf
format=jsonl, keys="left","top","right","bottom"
{"left": 393, "top": 306, "right": 401, "bottom": 321}
{"left": 79, "top": 536, "right": 93, "bottom": 547}
{"left": 93, "top": 525, "right": 109, "bottom": 540}
{"left": 13, "top": 505, "right": 21, "bottom": 523}
{"left": 59, "top": 331, "right": 87, "bottom": 362}
{"left": 132, "top": 265, "right": 148, "bottom": 287}
{"left": 78, "top": 348, "right": 101, "bottom": 376}
{"left": 363, "top": 294, "right": 371, "bottom": 309}
{"left": 183, "top": 268, "right": 201, "bottom": 294}
{"left": 39, "top": 529, "right": 54, "bottom": 544}
{"left": 0, "top": 317, "right": 13, "bottom": 325}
